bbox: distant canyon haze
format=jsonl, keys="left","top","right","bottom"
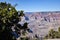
{"left": 19, "top": 11, "right": 60, "bottom": 37}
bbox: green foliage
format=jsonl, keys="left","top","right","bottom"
{"left": 20, "top": 37, "right": 29, "bottom": 40}
{"left": 0, "top": 2, "right": 26, "bottom": 40}
{"left": 0, "top": 2, "right": 18, "bottom": 40}
{"left": 18, "top": 10, "right": 25, "bottom": 16}
{"left": 0, "top": 2, "right": 29, "bottom": 40}
{"left": 17, "top": 22, "right": 28, "bottom": 30}
{"left": 23, "top": 22, "right": 28, "bottom": 29}
{"left": 58, "top": 27, "right": 60, "bottom": 32}
{"left": 45, "top": 27, "right": 60, "bottom": 39}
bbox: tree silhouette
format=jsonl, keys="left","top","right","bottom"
{"left": 0, "top": 2, "right": 21, "bottom": 40}
{"left": 0, "top": 2, "right": 32, "bottom": 40}
{"left": 44, "top": 27, "right": 60, "bottom": 39}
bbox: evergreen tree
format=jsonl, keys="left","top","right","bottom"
{"left": 0, "top": 2, "right": 30, "bottom": 40}
{"left": 0, "top": 2, "right": 22, "bottom": 40}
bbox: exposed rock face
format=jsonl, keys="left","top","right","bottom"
{"left": 20, "top": 11, "right": 60, "bottom": 37}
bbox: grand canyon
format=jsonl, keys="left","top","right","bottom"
{"left": 19, "top": 11, "right": 60, "bottom": 38}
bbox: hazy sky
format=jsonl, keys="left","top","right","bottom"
{"left": 0, "top": 0, "right": 60, "bottom": 12}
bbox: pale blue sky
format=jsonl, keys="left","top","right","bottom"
{"left": 0, "top": 0, "right": 60, "bottom": 12}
